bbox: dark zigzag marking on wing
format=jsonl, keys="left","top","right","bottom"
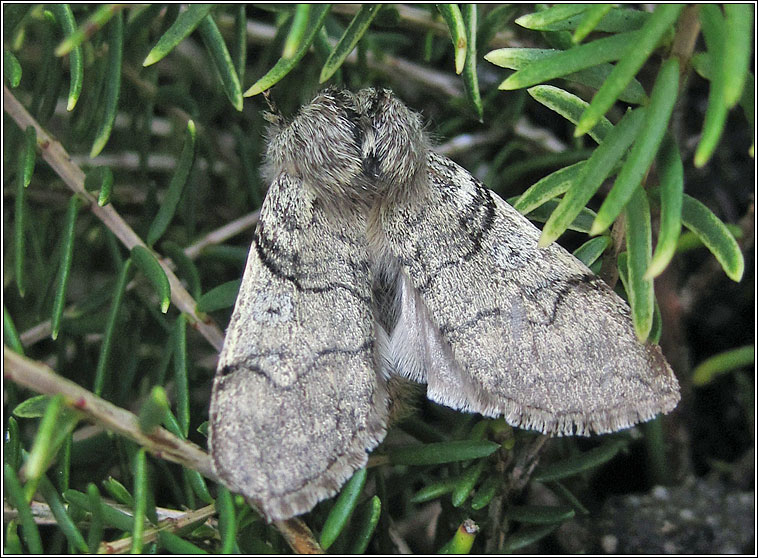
{"left": 413, "top": 181, "right": 497, "bottom": 294}
{"left": 253, "top": 225, "right": 371, "bottom": 304}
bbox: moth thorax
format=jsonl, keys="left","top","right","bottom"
{"left": 359, "top": 89, "right": 429, "bottom": 200}
{"left": 265, "top": 88, "right": 430, "bottom": 208}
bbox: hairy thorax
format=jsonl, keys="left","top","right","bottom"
{"left": 264, "top": 88, "right": 430, "bottom": 218}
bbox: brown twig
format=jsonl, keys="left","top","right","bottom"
{"left": 184, "top": 210, "right": 260, "bottom": 259}
{"left": 18, "top": 210, "right": 261, "bottom": 347}
{"left": 4, "top": 347, "right": 215, "bottom": 479}
{"left": 3, "top": 347, "right": 324, "bottom": 554}
{"left": 3, "top": 85, "right": 225, "bottom": 352}
{"left": 98, "top": 504, "right": 216, "bottom": 554}
{"left": 274, "top": 518, "right": 326, "bottom": 554}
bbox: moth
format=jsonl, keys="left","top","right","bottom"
{"left": 209, "top": 88, "right": 680, "bottom": 521}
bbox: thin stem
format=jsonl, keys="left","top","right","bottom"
{"left": 98, "top": 504, "right": 216, "bottom": 554}
{"left": 4, "top": 347, "right": 215, "bottom": 479}
{"left": 19, "top": 210, "right": 261, "bottom": 347}
{"left": 3, "top": 86, "right": 225, "bottom": 351}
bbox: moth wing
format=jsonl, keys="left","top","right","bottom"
{"left": 209, "top": 172, "right": 388, "bottom": 521}
{"left": 384, "top": 153, "right": 679, "bottom": 435}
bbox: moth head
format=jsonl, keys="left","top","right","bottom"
{"left": 264, "top": 88, "right": 429, "bottom": 209}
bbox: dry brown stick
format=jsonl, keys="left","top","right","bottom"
{"left": 98, "top": 504, "right": 216, "bottom": 554}
{"left": 4, "top": 346, "right": 325, "bottom": 554}
{"left": 4, "top": 347, "right": 215, "bottom": 479}
{"left": 274, "top": 518, "right": 326, "bottom": 554}
{"left": 3, "top": 85, "right": 225, "bottom": 352}
{"left": 184, "top": 210, "right": 260, "bottom": 259}
{"left": 18, "top": 210, "right": 261, "bottom": 347}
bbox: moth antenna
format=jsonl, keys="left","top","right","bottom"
{"left": 262, "top": 90, "right": 285, "bottom": 127}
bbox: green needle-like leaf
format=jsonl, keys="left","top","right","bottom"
{"left": 138, "top": 386, "right": 171, "bottom": 434}
{"left": 681, "top": 195, "right": 744, "bottom": 282}
{"left": 196, "top": 280, "right": 241, "bottom": 313}
{"left": 21, "top": 125, "right": 36, "bottom": 187}
{"left": 692, "top": 345, "right": 755, "bottom": 386}
{"left": 575, "top": 4, "right": 683, "bottom": 137}
{"left": 505, "top": 504, "right": 575, "bottom": 525}
{"left": 64, "top": 489, "right": 133, "bottom": 531}
{"left": 4, "top": 49, "right": 22, "bottom": 87}
{"left": 216, "top": 487, "right": 237, "bottom": 554}
{"left": 232, "top": 5, "right": 247, "bottom": 84}
{"left": 49, "top": 4, "right": 83, "bottom": 110}
{"left": 722, "top": 4, "right": 753, "bottom": 107}
{"left": 131, "top": 246, "right": 171, "bottom": 313}
{"left": 461, "top": 4, "right": 483, "bottom": 121}
{"left": 320, "top": 4, "right": 381, "bottom": 83}
{"left": 515, "top": 5, "right": 590, "bottom": 30}
{"left": 173, "top": 315, "right": 190, "bottom": 438}
{"left": 534, "top": 440, "right": 626, "bottom": 482}
{"left": 245, "top": 5, "right": 331, "bottom": 96}
{"left": 55, "top": 4, "right": 117, "bottom": 57}
{"left": 102, "top": 477, "right": 134, "bottom": 507}
{"left": 84, "top": 167, "right": 115, "bottom": 207}
{"left": 502, "top": 524, "right": 559, "bottom": 552}
{"left": 38, "top": 475, "right": 88, "bottom": 553}
{"left": 320, "top": 468, "right": 367, "bottom": 549}
{"left": 572, "top": 4, "right": 613, "bottom": 44}
{"left": 158, "top": 531, "right": 208, "bottom": 554}
{"left": 349, "top": 496, "right": 382, "bottom": 554}
{"left": 51, "top": 196, "right": 81, "bottom": 340}
{"left": 438, "top": 4, "right": 467, "bottom": 74}
{"left": 198, "top": 16, "right": 243, "bottom": 111}
{"left": 390, "top": 440, "right": 499, "bottom": 465}
{"left": 4, "top": 464, "right": 43, "bottom": 554}
{"left": 12, "top": 395, "right": 52, "bottom": 418}
{"left": 452, "top": 459, "right": 486, "bottom": 507}
{"left": 527, "top": 85, "right": 613, "bottom": 143}
{"left": 411, "top": 478, "right": 459, "bottom": 503}
{"left": 282, "top": 5, "right": 311, "bottom": 59}
{"left": 14, "top": 143, "right": 27, "bottom": 296}
{"left": 539, "top": 107, "right": 646, "bottom": 247}
{"left": 517, "top": 5, "right": 649, "bottom": 33}
{"left": 131, "top": 449, "right": 148, "bottom": 554}
{"left": 624, "top": 187, "right": 654, "bottom": 341}
{"left": 93, "top": 259, "right": 132, "bottom": 396}
{"left": 645, "top": 134, "right": 683, "bottom": 279}
{"left": 471, "top": 475, "right": 500, "bottom": 510}
{"left": 573, "top": 236, "right": 610, "bottom": 267}
{"left": 143, "top": 4, "right": 214, "bottom": 66}
{"left": 497, "top": 31, "right": 639, "bottom": 90}
{"left": 24, "top": 395, "right": 65, "bottom": 498}
{"left": 86, "top": 484, "right": 105, "bottom": 553}
{"left": 514, "top": 161, "right": 587, "bottom": 215}
{"left": 591, "top": 57, "right": 679, "bottom": 235}
{"left": 486, "top": 51, "right": 648, "bottom": 104}
{"left": 90, "top": 11, "right": 123, "bottom": 158}
{"left": 147, "top": 120, "right": 197, "bottom": 246}
{"left": 694, "top": 5, "right": 728, "bottom": 167}
{"left": 514, "top": 198, "right": 598, "bottom": 234}
{"left": 4, "top": 306, "right": 24, "bottom": 355}
{"left": 162, "top": 241, "right": 202, "bottom": 299}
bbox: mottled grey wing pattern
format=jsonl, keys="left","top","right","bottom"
{"left": 383, "top": 152, "right": 680, "bottom": 436}
{"left": 209, "top": 172, "right": 389, "bottom": 521}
